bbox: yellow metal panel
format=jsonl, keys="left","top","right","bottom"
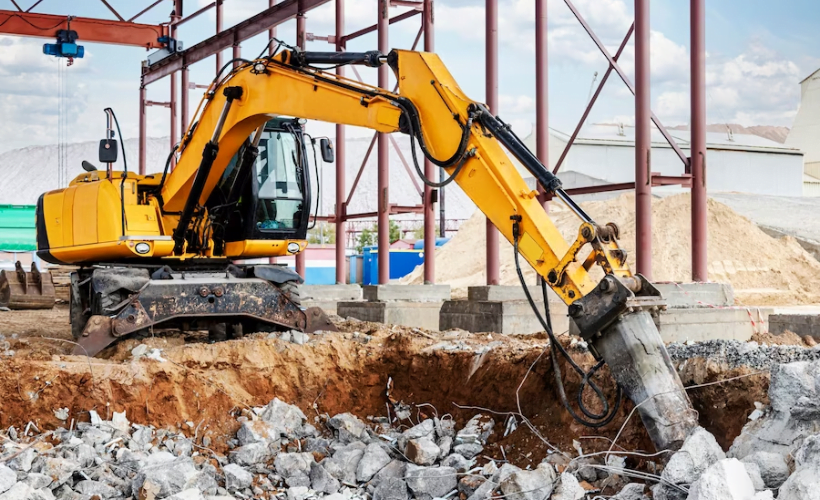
{"left": 72, "top": 183, "right": 99, "bottom": 246}
{"left": 49, "top": 239, "right": 175, "bottom": 265}
{"left": 97, "top": 181, "right": 125, "bottom": 243}
{"left": 225, "top": 239, "right": 306, "bottom": 259}
{"left": 124, "top": 206, "right": 161, "bottom": 235}
{"left": 61, "top": 187, "right": 75, "bottom": 248}
{"left": 41, "top": 191, "right": 65, "bottom": 248}
{"left": 119, "top": 179, "right": 138, "bottom": 205}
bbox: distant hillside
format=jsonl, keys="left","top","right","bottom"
{"left": 670, "top": 124, "right": 790, "bottom": 144}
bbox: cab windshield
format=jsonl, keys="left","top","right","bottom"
{"left": 255, "top": 130, "right": 305, "bottom": 230}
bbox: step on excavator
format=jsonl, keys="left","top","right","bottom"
{"left": 35, "top": 42, "right": 698, "bottom": 451}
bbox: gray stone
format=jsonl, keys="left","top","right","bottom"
{"left": 356, "top": 442, "right": 392, "bottom": 482}
{"left": 742, "top": 461, "right": 765, "bottom": 491}
{"left": 291, "top": 331, "right": 309, "bottom": 345}
{"left": 687, "top": 459, "right": 756, "bottom": 500}
{"left": 286, "top": 486, "right": 310, "bottom": 500}
{"left": 259, "top": 398, "right": 307, "bottom": 439}
{"left": 661, "top": 427, "right": 725, "bottom": 486}
{"left": 131, "top": 425, "right": 154, "bottom": 448}
{"left": 236, "top": 420, "right": 278, "bottom": 446}
{"left": 0, "top": 466, "right": 16, "bottom": 494}
{"left": 74, "top": 480, "right": 120, "bottom": 499}
{"left": 274, "top": 453, "right": 314, "bottom": 478}
{"left": 75, "top": 444, "right": 96, "bottom": 468}
{"left": 0, "top": 483, "right": 31, "bottom": 500}
{"left": 284, "top": 474, "right": 310, "bottom": 488}
{"left": 309, "top": 463, "right": 340, "bottom": 494}
{"left": 499, "top": 463, "right": 556, "bottom": 500}
{"left": 456, "top": 415, "right": 494, "bottom": 445}
{"left": 614, "top": 484, "right": 649, "bottom": 500}
{"left": 778, "top": 466, "right": 820, "bottom": 500}
{"left": 223, "top": 464, "right": 252, "bottom": 491}
{"left": 435, "top": 418, "right": 456, "bottom": 438}
{"left": 441, "top": 454, "right": 472, "bottom": 471}
{"left": 403, "top": 420, "right": 436, "bottom": 441}
{"left": 327, "top": 413, "right": 367, "bottom": 443}
{"left": 405, "top": 438, "right": 440, "bottom": 466}
{"left": 323, "top": 442, "right": 365, "bottom": 484}
{"left": 7, "top": 448, "right": 35, "bottom": 472}
{"left": 132, "top": 456, "right": 198, "bottom": 498}
{"left": 458, "top": 475, "right": 486, "bottom": 497}
{"left": 166, "top": 489, "right": 207, "bottom": 500}
{"left": 22, "top": 474, "right": 51, "bottom": 490}
{"left": 229, "top": 442, "right": 271, "bottom": 466}
{"left": 405, "top": 465, "right": 457, "bottom": 500}
{"left": 770, "top": 362, "right": 817, "bottom": 414}
{"left": 741, "top": 451, "right": 789, "bottom": 489}
{"left": 80, "top": 427, "right": 112, "bottom": 446}
{"left": 453, "top": 442, "right": 484, "bottom": 459}
{"left": 551, "top": 472, "right": 584, "bottom": 500}
{"left": 185, "top": 471, "right": 217, "bottom": 495}
{"left": 39, "top": 458, "right": 80, "bottom": 487}
{"left": 28, "top": 489, "right": 54, "bottom": 500}
{"left": 372, "top": 460, "right": 406, "bottom": 486}
{"left": 373, "top": 477, "right": 410, "bottom": 500}
{"left": 794, "top": 434, "right": 820, "bottom": 468}
{"left": 438, "top": 436, "right": 453, "bottom": 458}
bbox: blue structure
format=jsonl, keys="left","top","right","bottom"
{"left": 360, "top": 246, "right": 424, "bottom": 285}
{"left": 413, "top": 238, "right": 450, "bottom": 250}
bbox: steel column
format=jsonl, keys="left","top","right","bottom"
{"left": 170, "top": 16, "right": 178, "bottom": 167}
{"left": 180, "top": 67, "right": 189, "bottom": 140}
{"left": 535, "top": 0, "right": 548, "bottom": 210}
{"left": 232, "top": 43, "right": 241, "bottom": 68}
{"left": 485, "top": 0, "right": 500, "bottom": 286}
{"left": 377, "top": 0, "right": 390, "bottom": 284}
{"left": 216, "top": 0, "right": 223, "bottom": 73}
{"left": 269, "top": 0, "right": 278, "bottom": 56}
{"left": 335, "top": 0, "right": 346, "bottom": 284}
{"left": 139, "top": 86, "right": 147, "bottom": 175}
{"left": 295, "top": 1, "right": 307, "bottom": 279}
{"left": 422, "top": 0, "right": 436, "bottom": 284}
{"left": 690, "top": 0, "right": 707, "bottom": 281}
{"left": 635, "top": 0, "right": 651, "bottom": 278}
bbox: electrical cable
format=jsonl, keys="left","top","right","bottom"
{"left": 510, "top": 217, "right": 622, "bottom": 428}
{"left": 104, "top": 107, "right": 128, "bottom": 238}
{"left": 157, "top": 144, "right": 179, "bottom": 193}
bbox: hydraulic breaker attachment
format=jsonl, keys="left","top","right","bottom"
{"left": 0, "top": 261, "right": 56, "bottom": 310}
{"left": 571, "top": 275, "right": 699, "bottom": 451}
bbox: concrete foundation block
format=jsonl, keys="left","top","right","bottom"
{"left": 467, "top": 285, "right": 553, "bottom": 302}
{"left": 301, "top": 285, "right": 362, "bottom": 315}
{"left": 657, "top": 307, "right": 772, "bottom": 343}
{"left": 769, "top": 314, "right": 820, "bottom": 339}
{"left": 654, "top": 282, "right": 735, "bottom": 308}
{"left": 363, "top": 284, "right": 451, "bottom": 302}
{"left": 337, "top": 301, "right": 443, "bottom": 330}
{"left": 439, "top": 299, "right": 569, "bottom": 335}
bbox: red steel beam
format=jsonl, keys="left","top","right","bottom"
{"left": 0, "top": 10, "right": 166, "bottom": 48}
{"left": 635, "top": 0, "right": 651, "bottom": 278}
{"left": 423, "top": 0, "right": 435, "bottom": 284}
{"left": 139, "top": 87, "right": 147, "bottom": 175}
{"left": 340, "top": 9, "right": 419, "bottom": 45}
{"left": 142, "top": 0, "right": 331, "bottom": 85}
{"left": 377, "top": 0, "right": 390, "bottom": 284}
{"left": 564, "top": 175, "right": 691, "bottom": 196}
{"left": 535, "top": 0, "right": 548, "bottom": 209}
{"left": 215, "top": 0, "right": 223, "bottom": 74}
{"left": 295, "top": 0, "right": 306, "bottom": 279}
{"left": 485, "top": 0, "right": 500, "bottom": 286}
{"left": 335, "top": 0, "right": 345, "bottom": 283}
{"left": 690, "top": 0, "right": 707, "bottom": 281}
{"left": 390, "top": 0, "right": 423, "bottom": 8}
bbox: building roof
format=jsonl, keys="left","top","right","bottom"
{"left": 800, "top": 67, "right": 820, "bottom": 85}
{"left": 547, "top": 124, "right": 803, "bottom": 155}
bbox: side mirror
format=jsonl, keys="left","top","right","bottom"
{"left": 99, "top": 139, "right": 118, "bottom": 164}
{"left": 320, "top": 138, "right": 334, "bottom": 163}
{"left": 81, "top": 161, "right": 98, "bottom": 172}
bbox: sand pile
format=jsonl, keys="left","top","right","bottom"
{"left": 402, "top": 193, "right": 820, "bottom": 305}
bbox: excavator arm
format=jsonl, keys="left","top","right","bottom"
{"left": 161, "top": 47, "right": 698, "bottom": 451}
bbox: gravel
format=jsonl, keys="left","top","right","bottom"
{"left": 667, "top": 340, "right": 820, "bottom": 369}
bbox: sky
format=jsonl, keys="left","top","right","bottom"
{"left": 0, "top": 0, "right": 818, "bottom": 155}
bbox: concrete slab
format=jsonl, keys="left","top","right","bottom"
{"left": 467, "top": 285, "right": 553, "bottom": 302}
{"left": 363, "top": 284, "right": 450, "bottom": 302}
{"left": 769, "top": 314, "right": 820, "bottom": 340}
{"left": 302, "top": 284, "right": 363, "bottom": 315}
{"left": 337, "top": 301, "right": 442, "bottom": 330}
{"left": 439, "top": 299, "right": 569, "bottom": 335}
{"left": 653, "top": 282, "right": 734, "bottom": 308}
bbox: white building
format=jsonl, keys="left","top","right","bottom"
{"left": 523, "top": 124, "right": 804, "bottom": 198}
{"left": 786, "top": 68, "right": 820, "bottom": 195}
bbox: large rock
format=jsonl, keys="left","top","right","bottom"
{"left": 74, "top": 480, "right": 120, "bottom": 499}
{"left": 131, "top": 456, "right": 199, "bottom": 498}
{"left": 274, "top": 453, "right": 315, "bottom": 479}
{"left": 687, "top": 459, "right": 755, "bottom": 500}
{"left": 259, "top": 399, "right": 308, "bottom": 439}
{"left": 0, "top": 483, "right": 32, "bottom": 500}
{"left": 327, "top": 413, "right": 368, "bottom": 443}
{"left": 551, "top": 473, "right": 584, "bottom": 500}
{"left": 236, "top": 420, "right": 279, "bottom": 446}
{"left": 309, "top": 463, "right": 340, "bottom": 494}
{"left": 39, "top": 458, "right": 80, "bottom": 488}
{"left": 498, "top": 463, "right": 556, "bottom": 500}
{"left": 662, "top": 427, "right": 726, "bottom": 486}
{"left": 356, "top": 442, "right": 392, "bottom": 482}
{"left": 405, "top": 465, "right": 458, "bottom": 500}
{"left": 0, "top": 466, "right": 16, "bottom": 494}
{"left": 166, "top": 489, "right": 206, "bottom": 500}
{"left": 730, "top": 361, "right": 820, "bottom": 460}
{"left": 405, "top": 438, "right": 441, "bottom": 466}
{"left": 740, "top": 451, "right": 789, "bottom": 489}
{"left": 229, "top": 442, "right": 271, "bottom": 466}
{"left": 322, "top": 442, "right": 365, "bottom": 484}
{"left": 373, "top": 477, "right": 410, "bottom": 500}
{"left": 615, "top": 484, "right": 649, "bottom": 500}
{"left": 222, "top": 464, "right": 253, "bottom": 491}
{"left": 778, "top": 467, "right": 820, "bottom": 500}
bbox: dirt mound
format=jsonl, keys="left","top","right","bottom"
{"left": 402, "top": 193, "right": 820, "bottom": 305}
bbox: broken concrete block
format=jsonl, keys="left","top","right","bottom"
{"left": 166, "top": 489, "right": 206, "bottom": 500}
{"left": 223, "top": 464, "right": 252, "bottom": 491}
{"left": 0, "top": 483, "right": 32, "bottom": 500}
{"left": 614, "top": 483, "right": 649, "bottom": 500}
{"left": 39, "top": 458, "right": 80, "bottom": 487}
{"left": 74, "top": 480, "right": 120, "bottom": 499}
{"left": 284, "top": 474, "right": 310, "bottom": 488}
{"left": 259, "top": 399, "right": 307, "bottom": 439}
{"left": 453, "top": 442, "right": 484, "bottom": 459}
{"left": 794, "top": 434, "right": 820, "bottom": 469}
{"left": 777, "top": 467, "right": 820, "bottom": 500}
{"left": 236, "top": 420, "right": 278, "bottom": 447}
{"left": 551, "top": 472, "right": 585, "bottom": 500}
{"left": 356, "top": 442, "right": 392, "bottom": 482}
{"left": 441, "top": 453, "right": 472, "bottom": 472}
{"left": 373, "top": 477, "right": 409, "bottom": 500}
{"left": 741, "top": 461, "right": 765, "bottom": 491}
{"left": 498, "top": 463, "right": 556, "bottom": 500}
{"left": 7, "top": 448, "right": 34, "bottom": 472}
{"left": 21, "top": 474, "right": 50, "bottom": 490}
{"left": 405, "top": 465, "right": 458, "bottom": 500}
{"left": 662, "top": 427, "right": 726, "bottom": 486}
{"left": 0, "top": 466, "right": 16, "bottom": 494}
{"left": 438, "top": 435, "right": 453, "bottom": 457}
{"left": 228, "top": 442, "right": 270, "bottom": 466}
{"left": 687, "top": 459, "right": 755, "bottom": 500}
{"left": 285, "top": 486, "right": 310, "bottom": 500}
{"left": 740, "top": 451, "right": 789, "bottom": 489}
{"left": 405, "top": 438, "right": 441, "bottom": 466}
{"left": 309, "top": 463, "right": 340, "bottom": 494}
{"left": 398, "top": 419, "right": 435, "bottom": 451}
{"left": 274, "top": 452, "right": 315, "bottom": 478}
{"left": 455, "top": 415, "right": 494, "bottom": 445}
{"left": 131, "top": 456, "right": 198, "bottom": 498}
{"left": 322, "top": 442, "right": 365, "bottom": 484}
{"left": 27, "top": 489, "right": 53, "bottom": 500}
{"left": 458, "top": 475, "right": 485, "bottom": 497}
{"left": 328, "top": 413, "right": 368, "bottom": 443}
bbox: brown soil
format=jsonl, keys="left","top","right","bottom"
{"left": 0, "top": 307, "right": 767, "bottom": 467}
{"left": 751, "top": 330, "right": 813, "bottom": 347}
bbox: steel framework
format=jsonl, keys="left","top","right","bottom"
{"left": 1, "top": 0, "right": 709, "bottom": 285}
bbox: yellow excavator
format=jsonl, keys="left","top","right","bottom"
{"left": 36, "top": 43, "right": 697, "bottom": 451}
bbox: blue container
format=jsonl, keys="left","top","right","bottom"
{"left": 359, "top": 246, "right": 425, "bottom": 285}
{"left": 413, "top": 238, "right": 450, "bottom": 250}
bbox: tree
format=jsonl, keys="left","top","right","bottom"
{"left": 412, "top": 224, "right": 439, "bottom": 240}
{"left": 356, "top": 226, "right": 376, "bottom": 254}
{"left": 389, "top": 220, "right": 401, "bottom": 244}
{"left": 307, "top": 222, "right": 336, "bottom": 244}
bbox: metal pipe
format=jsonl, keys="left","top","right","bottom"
{"left": 535, "top": 0, "right": 548, "bottom": 211}
{"left": 335, "top": 0, "right": 346, "bottom": 284}
{"left": 422, "top": 0, "right": 436, "bottom": 284}
{"left": 139, "top": 86, "right": 147, "bottom": 175}
{"left": 635, "top": 0, "right": 651, "bottom": 278}
{"left": 295, "top": 0, "right": 307, "bottom": 280}
{"left": 170, "top": 18, "right": 178, "bottom": 171}
{"left": 377, "top": 0, "right": 390, "bottom": 285}
{"left": 269, "top": 0, "right": 278, "bottom": 56}
{"left": 690, "top": 0, "right": 707, "bottom": 281}
{"left": 216, "top": 0, "right": 223, "bottom": 74}
{"left": 232, "top": 43, "right": 241, "bottom": 68}
{"left": 485, "top": 0, "right": 500, "bottom": 286}
{"left": 181, "top": 67, "right": 189, "bottom": 143}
